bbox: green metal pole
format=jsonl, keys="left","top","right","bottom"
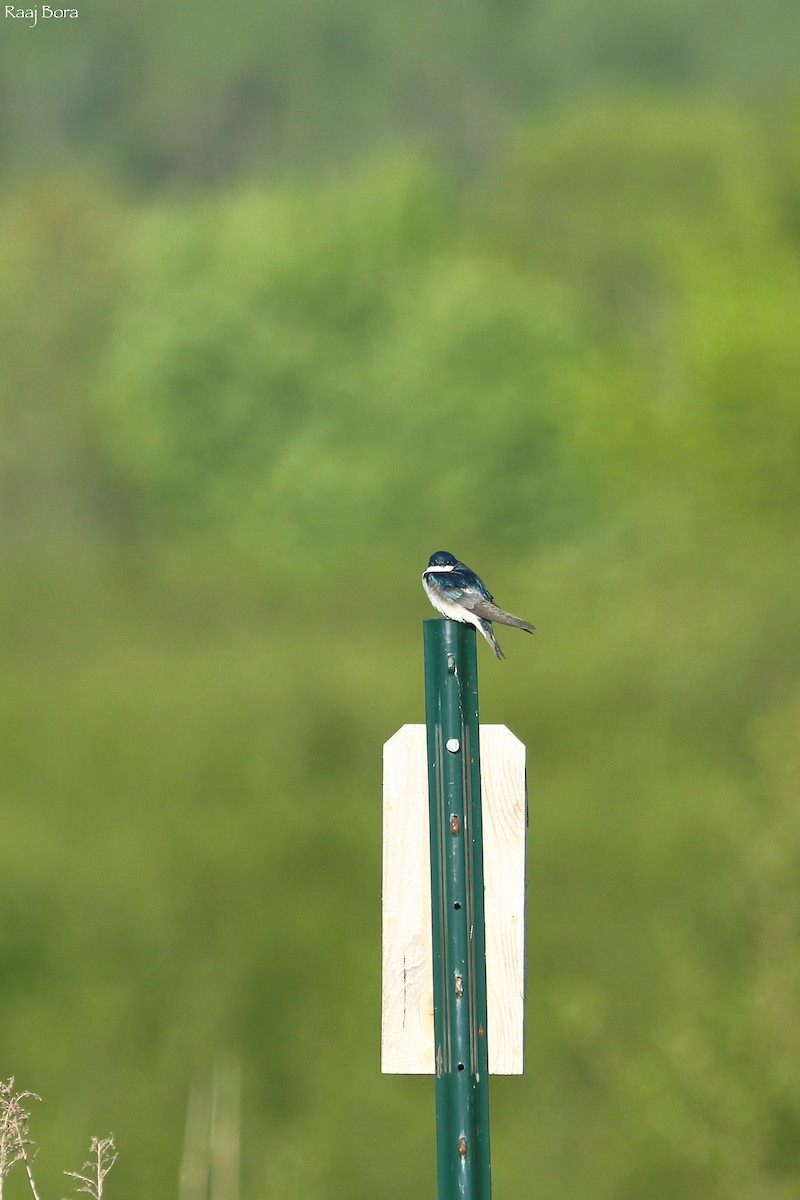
{"left": 424, "top": 618, "right": 492, "bottom": 1200}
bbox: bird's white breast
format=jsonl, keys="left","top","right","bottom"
{"left": 422, "top": 575, "right": 471, "bottom": 624}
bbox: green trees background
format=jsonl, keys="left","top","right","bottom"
{"left": 2, "top": 5, "right": 799, "bottom": 1198}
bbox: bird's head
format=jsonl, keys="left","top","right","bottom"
{"left": 426, "top": 550, "right": 458, "bottom": 572}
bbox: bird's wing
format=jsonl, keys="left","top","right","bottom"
{"left": 466, "top": 597, "right": 507, "bottom": 620}
{"left": 446, "top": 568, "right": 493, "bottom": 605}
{"left": 468, "top": 597, "right": 535, "bottom": 632}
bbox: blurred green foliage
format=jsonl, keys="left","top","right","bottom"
{"left": 2, "top": 0, "right": 800, "bottom": 187}
{"left": 2, "top": 14, "right": 800, "bottom": 1200}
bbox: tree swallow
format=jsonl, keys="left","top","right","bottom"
{"left": 422, "top": 550, "right": 535, "bottom": 659}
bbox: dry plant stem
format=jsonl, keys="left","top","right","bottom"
{"left": 63, "top": 1135, "right": 117, "bottom": 1200}
{"left": 2, "top": 1081, "right": 116, "bottom": 1200}
{"left": 19, "top": 1149, "right": 43, "bottom": 1200}
{"left": 0, "top": 1080, "right": 43, "bottom": 1200}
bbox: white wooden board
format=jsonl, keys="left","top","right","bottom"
{"left": 381, "top": 724, "right": 526, "bottom": 1074}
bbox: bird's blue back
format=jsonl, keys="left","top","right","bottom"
{"left": 449, "top": 560, "right": 493, "bottom": 602}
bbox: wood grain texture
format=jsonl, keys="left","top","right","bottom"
{"left": 381, "top": 724, "right": 526, "bottom": 1074}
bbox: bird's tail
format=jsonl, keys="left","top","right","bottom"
{"left": 478, "top": 618, "right": 505, "bottom": 660}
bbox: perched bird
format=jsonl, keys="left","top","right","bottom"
{"left": 422, "top": 550, "right": 535, "bottom": 659}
